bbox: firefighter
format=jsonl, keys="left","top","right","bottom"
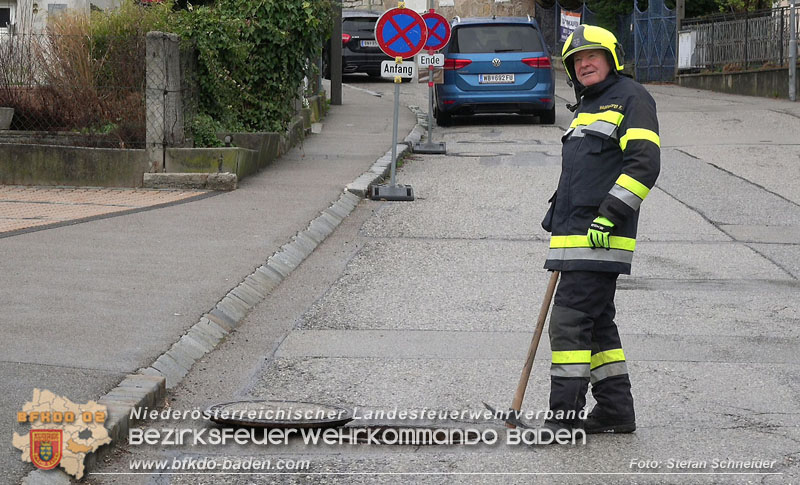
{"left": 540, "top": 25, "right": 660, "bottom": 435}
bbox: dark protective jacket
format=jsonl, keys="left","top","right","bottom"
{"left": 542, "top": 73, "right": 660, "bottom": 274}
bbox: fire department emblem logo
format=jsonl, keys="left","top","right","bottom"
{"left": 30, "top": 430, "right": 62, "bottom": 470}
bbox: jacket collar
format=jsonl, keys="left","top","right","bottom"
{"left": 577, "top": 72, "right": 620, "bottom": 99}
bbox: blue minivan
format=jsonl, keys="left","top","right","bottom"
{"left": 434, "top": 16, "right": 555, "bottom": 126}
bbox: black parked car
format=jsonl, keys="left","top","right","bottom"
{"left": 323, "top": 10, "right": 393, "bottom": 79}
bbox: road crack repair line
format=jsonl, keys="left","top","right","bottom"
{"left": 674, "top": 148, "right": 800, "bottom": 210}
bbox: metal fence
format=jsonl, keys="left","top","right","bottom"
{"left": 0, "top": 32, "right": 148, "bottom": 148}
{"left": 683, "top": 6, "right": 800, "bottom": 70}
{"left": 535, "top": 1, "right": 598, "bottom": 57}
{"left": 0, "top": 32, "right": 196, "bottom": 150}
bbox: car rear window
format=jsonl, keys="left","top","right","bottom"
{"left": 343, "top": 18, "right": 378, "bottom": 32}
{"left": 450, "top": 25, "right": 543, "bottom": 54}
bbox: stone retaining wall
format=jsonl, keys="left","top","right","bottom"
{"left": 678, "top": 66, "right": 800, "bottom": 100}
{"left": 0, "top": 145, "right": 149, "bottom": 187}
{"left": 344, "top": 0, "right": 536, "bottom": 17}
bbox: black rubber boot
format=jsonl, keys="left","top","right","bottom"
{"left": 582, "top": 412, "right": 636, "bottom": 434}
{"left": 529, "top": 420, "right": 585, "bottom": 445}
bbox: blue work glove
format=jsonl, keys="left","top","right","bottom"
{"left": 587, "top": 216, "right": 614, "bottom": 249}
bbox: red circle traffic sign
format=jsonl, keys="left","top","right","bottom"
{"left": 375, "top": 8, "right": 428, "bottom": 59}
{"left": 422, "top": 12, "right": 451, "bottom": 51}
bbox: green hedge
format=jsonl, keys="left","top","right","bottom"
{"left": 174, "top": 0, "right": 334, "bottom": 140}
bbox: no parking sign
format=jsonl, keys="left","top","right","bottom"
{"left": 422, "top": 11, "right": 451, "bottom": 51}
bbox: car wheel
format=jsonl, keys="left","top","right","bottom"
{"left": 434, "top": 105, "right": 451, "bottom": 127}
{"left": 539, "top": 106, "right": 556, "bottom": 125}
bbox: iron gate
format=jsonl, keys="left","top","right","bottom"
{"left": 633, "top": 0, "right": 677, "bottom": 82}
{"left": 534, "top": 1, "right": 598, "bottom": 57}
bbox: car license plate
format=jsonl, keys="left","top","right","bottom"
{"left": 479, "top": 74, "right": 515, "bottom": 84}
{"left": 360, "top": 40, "right": 378, "bottom": 47}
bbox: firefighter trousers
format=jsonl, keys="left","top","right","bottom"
{"left": 547, "top": 270, "right": 635, "bottom": 424}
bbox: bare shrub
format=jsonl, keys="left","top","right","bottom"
{"left": 0, "top": 11, "right": 147, "bottom": 147}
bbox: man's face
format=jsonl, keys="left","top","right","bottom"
{"left": 572, "top": 49, "right": 611, "bottom": 87}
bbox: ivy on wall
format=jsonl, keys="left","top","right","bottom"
{"left": 174, "top": 0, "right": 334, "bottom": 136}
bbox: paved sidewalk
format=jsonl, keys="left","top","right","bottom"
{"left": 1, "top": 79, "right": 416, "bottom": 484}
{"left": 0, "top": 186, "right": 210, "bottom": 236}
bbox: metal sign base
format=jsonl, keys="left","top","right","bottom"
{"left": 412, "top": 140, "right": 446, "bottom": 154}
{"left": 371, "top": 183, "right": 415, "bottom": 201}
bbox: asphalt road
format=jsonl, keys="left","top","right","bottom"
{"left": 41, "top": 72, "right": 800, "bottom": 483}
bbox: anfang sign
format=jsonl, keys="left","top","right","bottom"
{"left": 381, "top": 60, "right": 417, "bottom": 79}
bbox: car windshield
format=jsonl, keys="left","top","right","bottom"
{"left": 343, "top": 18, "right": 377, "bottom": 32}
{"left": 451, "top": 25, "right": 543, "bottom": 54}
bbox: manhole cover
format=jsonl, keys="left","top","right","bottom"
{"left": 205, "top": 400, "right": 353, "bottom": 429}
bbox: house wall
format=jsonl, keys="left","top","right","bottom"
{"left": 343, "top": 0, "right": 536, "bottom": 17}
{"left": 11, "top": 0, "right": 121, "bottom": 33}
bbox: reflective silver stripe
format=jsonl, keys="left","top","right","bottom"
{"left": 590, "top": 361, "right": 629, "bottom": 384}
{"left": 563, "top": 127, "right": 575, "bottom": 138}
{"left": 568, "top": 121, "right": 619, "bottom": 141}
{"left": 547, "top": 247, "right": 634, "bottom": 264}
{"left": 609, "top": 184, "right": 643, "bottom": 211}
{"left": 570, "top": 126, "right": 586, "bottom": 138}
{"left": 551, "top": 363, "right": 590, "bottom": 378}
{"left": 583, "top": 120, "right": 619, "bottom": 140}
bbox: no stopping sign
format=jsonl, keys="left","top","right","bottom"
{"left": 375, "top": 8, "right": 428, "bottom": 59}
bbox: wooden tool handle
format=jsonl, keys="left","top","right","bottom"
{"left": 508, "top": 270, "right": 560, "bottom": 427}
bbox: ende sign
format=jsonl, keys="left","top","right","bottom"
{"left": 417, "top": 53, "right": 444, "bottom": 67}
{"left": 381, "top": 60, "right": 417, "bottom": 79}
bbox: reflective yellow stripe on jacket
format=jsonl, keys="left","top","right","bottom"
{"left": 570, "top": 110, "right": 624, "bottom": 129}
{"left": 548, "top": 235, "right": 636, "bottom": 265}
{"left": 620, "top": 128, "right": 660, "bottom": 151}
{"left": 550, "top": 235, "right": 636, "bottom": 251}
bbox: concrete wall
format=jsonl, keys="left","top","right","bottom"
{"left": 0, "top": 131, "right": 124, "bottom": 146}
{"left": 436, "top": 0, "right": 535, "bottom": 18}
{"left": 0, "top": 144, "right": 148, "bottom": 187}
{"left": 165, "top": 147, "right": 260, "bottom": 179}
{"left": 343, "top": 0, "right": 536, "bottom": 17}
{"left": 678, "top": 66, "right": 800, "bottom": 100}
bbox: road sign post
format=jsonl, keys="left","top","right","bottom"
{"left": 413, "top": 8, "right": 450, "bottom": 155}
{"left": 370, "top": 3, "right": 427, "bottom": 202}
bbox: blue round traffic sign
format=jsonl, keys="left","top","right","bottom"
{"left": 422, "top": 12, "right": 451, "bottom": 51}
{"left": 375, "top": 8, "right": 428, "bottom": 59}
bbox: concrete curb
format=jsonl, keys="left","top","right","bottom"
{"left": 18, "top": 103, "right": 428, "bottom": 485}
